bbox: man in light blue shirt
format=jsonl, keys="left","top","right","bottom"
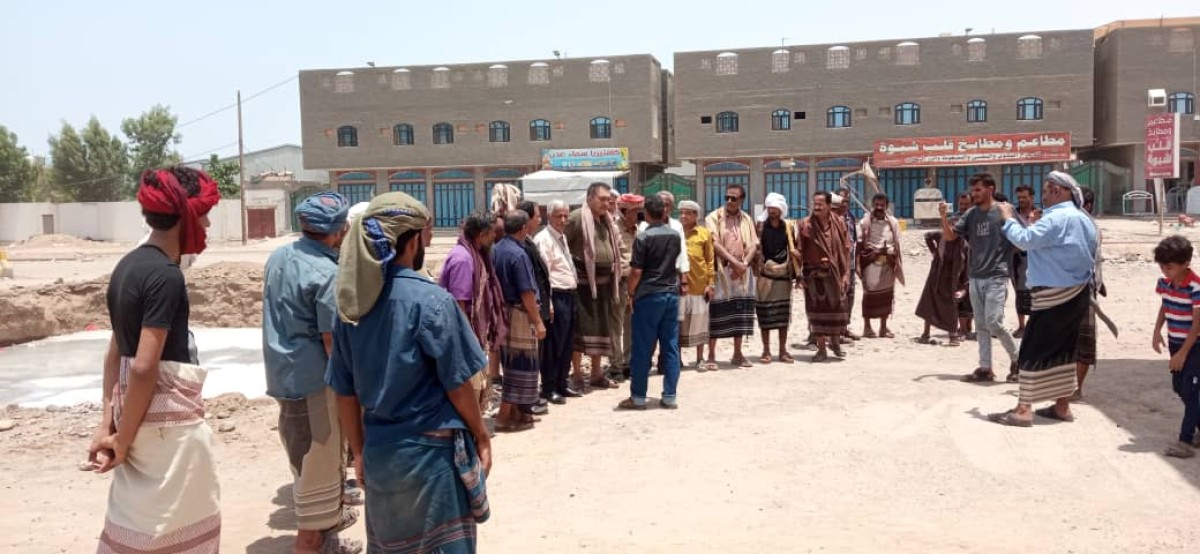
{"left": 989, "top": 171, "right": 1098, "bottom": 428}
{"left": 261, "top": 192, "right": 362, "bottom": 553}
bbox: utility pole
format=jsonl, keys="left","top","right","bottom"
{"left": 237, "top": 90, "right": 247, "bottom": 245}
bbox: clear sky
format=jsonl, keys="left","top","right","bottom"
{"left": 2, "top": 0, "right": 1196, "bottom": 160}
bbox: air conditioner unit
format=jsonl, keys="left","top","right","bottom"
{"left": 1148, "top": 89, "right": 1167, "bottom": 107}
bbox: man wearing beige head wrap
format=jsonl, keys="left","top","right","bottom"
{"left": 326, "top": 192, "right": 493, "bottom": 552}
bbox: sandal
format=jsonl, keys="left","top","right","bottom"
{"left": 779, "top": 352, "right": 794, "bottom": 364}
{"left": 962, "top": 368, "right": 996, "bottom": 383}
{"left": 830, "top": 344, "right": 845, "bottom": 358}
{"left": 880, "top": 330, "right": 895, "bottom": 339}
{"left": 759, "top": 353, "right": 773, "bottom": 364}
{"left": 704, "top": 361, "right": 719, "bottom": 372}
{"left": 812, "top": 349, "right": 829, "bottom": 363}
{"left": 988, "top": 410, "right": 1033, "bottom": 427}
{"left": 1006, "top": 371, "right": 1020, "bottom": 384}
{"left": 915, "top": 336, "right": 936, "bottom": 345}
{"left": 590, "top": 376, "right": 617, "bottom": 389}
{"left": 1164, "top": 441, "right": 1196, "bottom": 458}
{"left": 616, "top": 398, "right": 647, "bottom": 411}
{"left": 731, "top": 356, "right": 752, "bottom": 368}
{"left": 322, "top": 506, "right": 360, "bottom": 536}
{"left": 862, "top": 329, "right": 877, "bottom": 339}
{"left": 315, "top": 536, "right": 364, "bottom": 554}
{"left": 496, "top": 420, "right": 534, "bottom": 433}
{"left": 1034, "top": 406, "right": 1074, "bottom": 422}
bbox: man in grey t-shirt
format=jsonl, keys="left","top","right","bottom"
{"left": 940, "top": 172, "right": 1019, "bottom": 383}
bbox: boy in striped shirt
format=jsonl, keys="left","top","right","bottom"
{"left": 1153, "top": 235, "right": 1200, "bottom": 458}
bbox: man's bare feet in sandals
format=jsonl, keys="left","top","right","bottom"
{"left": 811, "top": 349, "right": 829, "bottom": 363}
{"left": 704, "top": 359, "right": 719, "bottom": 372}
{"left": 879, "top": 328, "right": 895, "bottom": 339}
{"left": 962, "top": 368, "right": 996, "bottom": 383}
{"left": 778, "top": 351, "right": 794, "bottom": 363}
{"left": 731, "top": 355, "right": 752, "bottom": 368}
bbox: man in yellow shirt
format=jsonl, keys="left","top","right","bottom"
{"left": 679, "top": 200, "right": 717, "bottom": 371}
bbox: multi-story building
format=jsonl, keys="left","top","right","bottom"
{"left": 1091, "top": 18, "right": 1199, "bottom": 210}
{"left": 299, "top": 55, "right": 671, "bottom": 227}
{"left": 674, "top": 30, "right": 1096, "bottom": 218}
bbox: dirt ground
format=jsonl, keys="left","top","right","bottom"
{"left": 2, "top": 218, "right": 1200, "bottom": 553}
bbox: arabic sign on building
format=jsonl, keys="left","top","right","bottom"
{"left": 1144, "top": 113, "right": 1181, "bottom": 180}
{"left": 541, "top": 147, "right": 629, "bottom": 171}
{"left": 873, "top": 132, "right": 1072, "bottom": 168}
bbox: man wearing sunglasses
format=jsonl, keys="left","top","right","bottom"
{"left": 705, "top": 185, "right": 759, "bottom": 368}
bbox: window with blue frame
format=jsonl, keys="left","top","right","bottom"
{"left": 967, "top": 100, "right": 987, "bottom": 123}
{"left": 1017, "top": 97, "right": 1043, "bottom": 120}
{"left": 878, "top": 168, "right": 925, "bottom": 218}
{"left": 935, "top": 166, "right": 985, "bottom": 204}
{"left": 716, "top": 111, "right": 739, "bottom": 133}
{"left": 530, "top": 119, "right": 552, "bottom": 141}
{"left": 1169, "top": 92, "right": 1196, "bottom": 115}
{"left": 393, "top": 124, "right": 414, "bottom": 145}
{"left": 895, "top": 102, "right": 920, "bottom": 125}
{"left": 337, "top": 177, "right": 375, "bottom": 205}
{"left": 590, "top": 117, "right": 612, "bottom": 139}
{"left": 826, "top": 106, "right": 851, "bottom": 128}
{"left": 337, "top": 126, "right": 358, "bottom": 147}
{"left": 489, "top": 121, "right": 510, "bottom": 143}
{"left": 765, "top": 170, "right": 808, "bottom": 219}
{"left": 816, "top": 170, "right": 865, "bottom": 218}
{"left": 703, "top": 161, "right": 750, "bottom": 212}
{"left": 433, "top": 122, "right": 454, "bottom": 144}
{"left": 388, "top": 171, "right": 426, "bottom": 203}
{"left": 1002, "top": 163, "right": 1052, "bottom": 205}
{"left": 771, "top": 109, "right": 791, "bottom": 131}
{"left": 433, "top": 182, "right": 475, "bottom": 228}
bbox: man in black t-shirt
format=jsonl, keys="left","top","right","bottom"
{"left": 89, "top": 167, "right": 223, "bottom": 553}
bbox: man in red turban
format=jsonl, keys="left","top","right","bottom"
{"left": 89, "top": 166, "right": 222, "bottom": 553}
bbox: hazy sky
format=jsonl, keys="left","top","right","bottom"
{"left": 2, "top": 0, "right": 1196, "bottom": 160}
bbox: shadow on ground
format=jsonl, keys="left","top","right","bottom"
{"left": 245, "top": 536, "right": 293, "bottom": 554}
{"left": 1087, "top": 358, "right": 1200, "bottom": 490}
{"left": 266, "top": 483, "right": 297, "bottom": 531}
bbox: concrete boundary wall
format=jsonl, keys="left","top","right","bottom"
{"left": 0, "top": 199, "right": 280, "bottom": 243}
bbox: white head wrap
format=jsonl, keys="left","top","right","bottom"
{"left": 346, "top": 202, "right": 370, "bottom": 225}
{"left": 678, "top": 200, "right": 701, "bottom": 213}
{"left": 758, "top": 192, "right": 789, "bottom": 222}
{"left": 1045, "top": 171, "right": 1084, "bottom": 208}
{"left": 831, "top": 193, "right": 845, "bottom": 206}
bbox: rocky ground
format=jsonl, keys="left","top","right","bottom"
{"left": 1, "top": 218, "right": 1199, "bottom": 552}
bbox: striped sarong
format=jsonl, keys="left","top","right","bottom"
{"left": 803, "top": 267, "right": 849, "bottom": 336}
{"left": 680, "top": 295, "right": 710, "bottom": 347}
{"left": 364, "top": 430, "right": 489, "bottom": 554}
{"left": 1017, "top": 285, "right": 1090, "bottom": 404}
{"left": 574, "top": 266, "right": 614, "bottom": 356}
{"left": 501, "top": 307, "right": 540, "bottom": 406}
{"left": 277, "top": 387, "right": 344, "bottom": 532}
{"left": 861, "top": 256, "right": 897, "bottom": 319}
{"left": 99, "top": 359, "right": 220, "bottom": 554}
{"left": 710, "top": 266, "right": 756, "bottom": 338}
{"left": 755, "top": 277, "right": 793, "bottom": 330}
{"left": 1076, "top": 296, "right": 1097, "bottom": 366}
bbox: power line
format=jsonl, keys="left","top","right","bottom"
{"left": 182, "top": 141, "right": 239, "bottom": 163}
{"left": 176, "top": 74, "right": 298, "bottom": 129}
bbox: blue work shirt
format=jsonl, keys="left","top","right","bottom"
{"left": 1001, "top": 202, "right": 1097, "bottom": 288}
{"left": 262, "top": 237, "right": 339, "bottom": 399}
{"left": 492, "top": 235, "right": 539, "bottom": 306}
{"left": 326, "top": 266, "right": 487, "bottom": 444}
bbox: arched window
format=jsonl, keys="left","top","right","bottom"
{"left": 337, "top": 125, "right": 358, "bottom": 147}
{"left": 487, "top": 64, "right": 508, "bottom": 87}
{"left": 589, "top": 59, "right": 611, "bottom": 82}
{"left": 590, "top": 116, "right": 612, "bottom": 139}
{"left": 826, "top": 46, "right": 850, "bottom": 69}
{"left": 432, "top": 67, "right": 451, "bottom": 89}
{"left": 895, "top": 102, "right": 920, "bottom": 125}
{"left": 967, "top": 100, "right": 987, "bottom": 123}
{"left": 530, "top": 119, "right": 551, "bottom": 141}
{"left": 895, "top": 41, "right": 920, "bottom": 65}
{"left": 826, "top": 106, "right": 851, "bottom": 128}
{"left": 1017, "top": 97, "right": 1043, "bottom": 120}
{"left": 1018, "top": 35, "right": 1043, "bottom": 59}
{"left": 1169, "top": 92, "right": 1196, "bottom": 115}
{"left": 967, "top": 38, "right": 986, "bottom": 62}
{"left": 391, "top": 68, "right": 411, "bottom": 90}
{"left": 528, "top": 62, "right": 550, "bottom": 85}
{"left": 334, "top": 71, "right": 354, "bottom": 93}
{"left": 771, "top": 49, "right": 790, "bottom": 73}
{"left": 771, "top": 109, "right": 791, "bottom": 131}
{"left": 715, "top": 111, "right": 739, "bottom": 133}
{"left": 432, "top": 122, "right": 454, "bottom": 145}
{"left": 715, "top": 52, "right": 738, "bottom": 75}
{"left": 489, "top": 121, "right": 510, "bottom": 143}
{"left": 393, "top": 123, "right": 414, "bottom": 145}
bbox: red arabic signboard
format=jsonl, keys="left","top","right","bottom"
{"left": 1144, "top": 113, "right": 1181, "bottom": 180}
{"left": 873, "top": 132, "right": 1072, "bottom": 168}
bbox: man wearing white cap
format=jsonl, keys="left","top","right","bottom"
{"left": 755, "top": 192, "right": 801, "bottom": 363}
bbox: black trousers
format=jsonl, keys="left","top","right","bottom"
{"left": 541, "top": 290, "right": 577, "bottom": 397}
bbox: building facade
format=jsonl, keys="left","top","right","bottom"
{"left": 1090, "top": 18, "right": 1200, "bottom": 211}
{"left": 674, "top": 30, "right": 1096, "bottom": 218}
{"left": 300, "top": 55, "right": 670, "bottom": 227}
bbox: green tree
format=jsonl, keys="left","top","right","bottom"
{"left": 122, "top": 104, "right": 181, "bottom": 190}
{"left": 48, "top": 118, "right": 129, "bottom": 202}
{"left": 0, "top": 125, "right": 36, "bottom": 202}
{"left": 205, "top": 154, "right": 241, "bottom": 198}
